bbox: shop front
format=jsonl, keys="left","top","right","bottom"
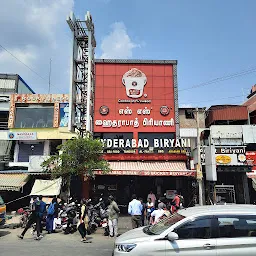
{"left": 84, "top": 59, "right": 195, "bottom": 208}
{"left": 205, "top": 145, "right": 251, "bottom": 204}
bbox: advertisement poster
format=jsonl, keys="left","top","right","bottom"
{"left": 59, "top": 103, "right": 69, "bottom": 127}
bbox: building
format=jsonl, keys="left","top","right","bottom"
{"left": 80, "top": 59, "right": 196, "bottom": 210}
{"left": 179, "top": 107, "right": 205, "bottom": 150}
{"left": 243, "top": 84, "right": 256, "bottom": 124}
{"left": 0, "top": 74, "right": 35, "bottom": 170}
{"left": 201, "top": 104, "right": 253, "bottom": 204}
{"left": 0, "top": 93, "right": 76, "bottom": 209}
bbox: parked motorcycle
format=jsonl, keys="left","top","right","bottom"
{"left": 18, "top": 207, "right": 31, "bottom": 228}
{"left": 61, "top": 201, "right": 79, "bottom": 234}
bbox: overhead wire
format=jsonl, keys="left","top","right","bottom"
{"left": 0, "top": 43, "right": 64, "bottom": 92}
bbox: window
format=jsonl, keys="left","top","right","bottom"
{"left": 148, "top": 213, "right": 185, "bottom": 235}
{"left": 175, "top": 218, "right": 212, "bottom": 239}
{"left": 15, "top": 105, "right": 54, "bottom": 128}
{"left": 217, "top": 216, "right": 256, "bottom": 238}
{"left": 185, "top": 110, "right": 194, "bottom": 119}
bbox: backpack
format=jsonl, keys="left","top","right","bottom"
{"left": 47, "top": 203, "right": 56, "bottom": 215}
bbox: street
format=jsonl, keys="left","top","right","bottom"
{"left": 0, "top": 228, "right": 115, "bottom": 256}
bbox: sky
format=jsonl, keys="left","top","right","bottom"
{"left": 0, "top": 0, "right": 256, "bottom": 108}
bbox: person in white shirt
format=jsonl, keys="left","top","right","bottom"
{"left": 151, "top": 204, "right": 164, "bottom": 224}
{"left": 147, "top": 191, "right": 156, "bottom": 207}
{"left": 146, "top": 198, "right": 154, "bottom": 225}
{"left": 128, "top": 194, "right": 143, "bottom": 229}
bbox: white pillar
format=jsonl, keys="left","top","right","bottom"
{"left": 14, "top": 141, "right": 19, "bottom": 162}
{"left": 43, "top": 140, "right": 50, "bottom": 155}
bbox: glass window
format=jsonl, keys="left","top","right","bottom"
{"left": 218, "top": 216, "right": 256, "bottom": 238}
{"left": 146, "top": 213, "right": 185, "bottom": 235}
{"left": 175, "top": 218, "right": 212, "bottom": 239}
{"left": 15, "top": 106, "right": 54, "bottom": 128}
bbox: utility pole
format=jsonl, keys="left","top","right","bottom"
{"left": 48, "top": 58, "right": 52, "bottom": 94}
{"left": 196, "top": 107, "right": 203, "bottom": 206}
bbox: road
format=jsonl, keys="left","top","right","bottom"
{"left": 0, "top": 228, "right": 115, "bottom": 256}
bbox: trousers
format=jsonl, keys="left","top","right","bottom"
{"left": 21, "top": 215, "right": 40, "bottom": 237}
{"left": 108, "top": 218, "right": 118, "bottom": 237}
{"left": 46, "top": 215, "right": 54, "bottom": 232}
{"left": 78, "top": 222, "right": 87, "bottom": 239}
{"left": 131, "top": 215, "right": 142, "bottom": 229}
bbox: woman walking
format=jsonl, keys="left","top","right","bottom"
{"left": 78, "top": 198, "right": 89, "bottom": 243}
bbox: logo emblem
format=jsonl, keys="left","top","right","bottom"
{"left": 122, "top": 68, "right": 147, "bottom": 99}
{"left": 99, "top": 105, "right": 109, "bottom": 115}
{"left": 8, "top": 133, "right": 15, "bottom": 139}
{"left": 160, "top": 106, "right": 170, "bottom": 116}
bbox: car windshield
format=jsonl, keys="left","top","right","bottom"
{"left": 144, "top": 213, "right": 185, "bottom": 235}
{"left": 0, "top": 196, "right": 4, "bottom": 205}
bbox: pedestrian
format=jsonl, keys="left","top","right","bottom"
{"left": 146, "top": 198, "right": 154, "bottom": 225}
{"left": 18, "top": 196, "right": 42, "bottom": 240}
{"left": 139, "top": 198, "right": 146, "bottom": 226}
{"left": 38, "top": 195, "right": 46, "bottom": 234}
{"left": 108, "top": 195, "right": 120, "bottom": 237}
{"left": 46, "top": 197, "right": 58, "bottom": 234}
{"left": 172, "top": 192, "right": 181, "bottom": 212}
{"left": 128, "top": 194, "right": 143, "bottom": 229}
{"left": 158, "top": 199, "right": 166, "bottom": 210}
{"left": 147, "top": 191, "right": 156, "bottom": 207}
{"left": 151, "top": 203, "right": 164, "bottom": 224}
{"left": 77, "top": 198, "right": 89, "bottom": 243}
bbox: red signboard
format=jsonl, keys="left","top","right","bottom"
{"left": 246, "top": 151, "right": 256, "bottom": 170}
{"left": 94, "top": 170, "right": 196, "bottom": 177}
{"left": 94, "top": 62, "right": 176, "bottom": 133}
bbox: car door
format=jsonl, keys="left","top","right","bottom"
{"left": 165, "top": 216, "right": 217, "bottom": 256}
{"left": 215, "top": 215, "right": 256, "bottom": 256}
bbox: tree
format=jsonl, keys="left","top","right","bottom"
{"left": 41, "top": 134, "right": 110, "bottom": 179}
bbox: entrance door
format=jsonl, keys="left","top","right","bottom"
{"left": 166, "top": 217, "right": 217, "bottom": 256}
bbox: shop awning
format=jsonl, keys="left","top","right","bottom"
{"left": 95, "top": 161, "right": 195, "bottom": 177}
{"left": 0, "top": 173, "right": 29, "bottom": 191}
{"left": 30, "top": 178, "right": 62, "bottom": 196}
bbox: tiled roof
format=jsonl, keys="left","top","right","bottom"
{"left": 0, "top": 173, "right": 29, "bottom": 191}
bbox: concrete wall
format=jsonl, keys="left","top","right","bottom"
{"left": 179, "top": 108, "right": 205, "bottom": 129}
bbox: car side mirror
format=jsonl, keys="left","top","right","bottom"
{"left": 167, "top": 232, "right": 179, "bottom": 241}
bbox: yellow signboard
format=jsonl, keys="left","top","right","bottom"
{"left": 216, "top": 155, "right": 231, "bottom": 164}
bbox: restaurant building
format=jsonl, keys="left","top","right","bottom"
{"left": 83, "top": 59, "right": 195, "bottom": 209}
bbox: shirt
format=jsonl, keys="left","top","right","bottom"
{"left": 146, "top": 202, "right": 154, "bottom": 213}
{"left": 128, "top": 199, "right": 143, "bottom": 216}
{"left": 173, "top": 195, "right": 180, "bottom": 207}
{"left": 108, "top": 201, "right": 120, "bottom": 220}
{"left": 147, "top": 193, "right": 156, "bottom": 205}
{"left": 151, "top": 209, "right": 164, "bottom": 224}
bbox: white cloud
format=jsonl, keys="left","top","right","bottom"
{"left": 0, "top": 0, "right": 74, "bottom": 93}
{"left": 179, "top": 104, "right": 193, "bottom": 108}
{"left": 100, "top": 22, "right": 140, "bottom": 59}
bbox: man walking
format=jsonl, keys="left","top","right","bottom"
{"left": 128, "top": 194, "right": 143, "bottom": 229}
{"left": 108, "top": 195, "right": 120, "bottom": 237}
{"left": 18, "top": 196, "right": 42, "bottom": 240}
{"left": 38, "top": 195, "right": 46, "bottom": 235}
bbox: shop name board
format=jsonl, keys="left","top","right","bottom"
{"left": 101, "top": 138, "right": 190, "bottom": 149}
{"left": 95, "top": 118, "right": 174, "bottom": 128}
{"left": 8, "top": 132, "right": 37, "bottom": 140}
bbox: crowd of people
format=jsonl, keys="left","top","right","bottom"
{"left": 16, "top": 191, "right": 182, "bottom": 242}
{"left": 127, "top": 191, "right": 182, "bottom": 229}
{"left": 18, "top": 196, "right": 60, "bottom": 240}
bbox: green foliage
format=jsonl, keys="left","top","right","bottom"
{"left": 41, "top": 134, "right": 110, "bottom": 178}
